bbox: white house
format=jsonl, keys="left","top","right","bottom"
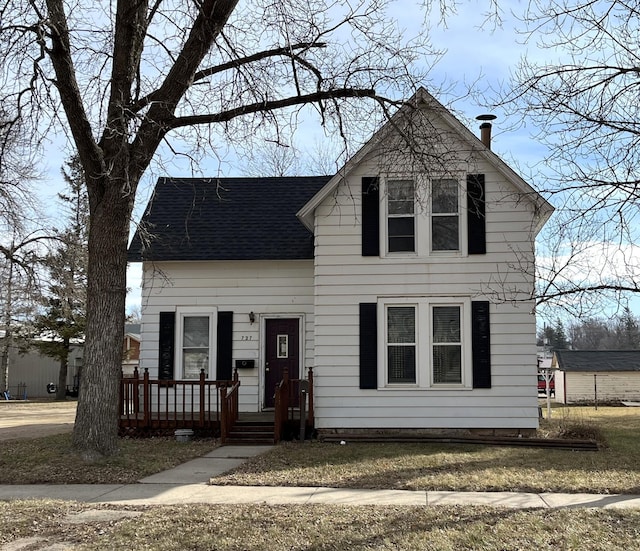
{"left": 128, "top": 87, "right": 553, "bottom": 437}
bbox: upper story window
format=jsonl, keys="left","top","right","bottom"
{"left": 431, "top": 179, "right": 460, "bottom": 252}
{"left": 387, "top": 179, "right": 415, "bottom": 252}
{"left": 382, "top": 176, "right": 462, "bottom": 257}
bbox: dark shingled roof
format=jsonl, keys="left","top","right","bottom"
{"left": 555, "top": 350, "right": 640, "bottom": 372}
{"left": 128, "top": 176, "right": 331, "bottom": 261}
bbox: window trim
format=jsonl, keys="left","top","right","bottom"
{"left": 377, "top": 297, "right": 472, "bottom": 389}
{"left": 380, "top": 175, "right": 467, "bottom": 258}
{"left": 175, "top": 306, "right": 218, "bottom": 379}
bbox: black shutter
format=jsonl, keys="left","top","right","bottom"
{"left": 158, "top": 311, "right": 175, "bottom": 380}
{"left": 216, "top": 311, "right": 233, "bottom": 380}
{"left": 362, "top": 177, "right": 380, "bottom": 256}
{"left": 467, "top": 174, "right": 486, "bottom": 255}
{"left": 471, "top": 301, "right": 491, "bottom": 388}
{"left": 359, "top": 303, "right": 378, "bottom": 389}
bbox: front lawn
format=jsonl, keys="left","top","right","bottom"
{"left": 211, "top": 406, "right": 640, "bottom": 494}
{"left": 2, "top": 501, "right": 640, "bottom": 550}
{"left": 0, "top": 434, "right": 216, "bottom": 484}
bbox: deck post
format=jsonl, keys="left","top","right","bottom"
{"left": 220, "top": 385, "right": 229, "bottom": 443}
{"left": 118, "top": 370, "right": 124, "bottom": 423}
{"left": 143, "top": 368, "right": 150, "bottom": 429}
{"left": 132, "top": 367, "right": 140, "bottom": 419}
{"left": 307, "top": 366, "right": 314, "bottom": 426}
{"left": 199, "top": 369, "right": 206, "bottom": 428}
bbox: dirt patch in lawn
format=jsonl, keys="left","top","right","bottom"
{"left": 0, "top": 401, "right": 77, "bottom": 441}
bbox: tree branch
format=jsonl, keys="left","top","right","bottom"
{"left": 131, "top": 41, "right": 327, "bottom": 113}
{"left": 44, "top": 0, "right": 103, "bottom": 179}
{"left": 166, "top": 88, "right": 379, "bottom": 129}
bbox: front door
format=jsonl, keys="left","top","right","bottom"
{"left": 264, "top": 318, "right": 300, "bottom": 408}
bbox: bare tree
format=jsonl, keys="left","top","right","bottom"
{"left": 567, "top": 306, "right": 640, "bottom": 350}
{"left": 0, "top": 0, "right": 437, "bottom": 457}
{"left": 500, "top": 1, "right": 640, "bottom": 314}
{"left": 32, "top": 156, "right": 88, "bottom": 401}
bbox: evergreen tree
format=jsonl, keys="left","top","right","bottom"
{"left": 33, "top": 157, "right": 88, "bottom": 400}
{"left": 613, "top": 307, "right": 640, "bottom": 350}
{"left": 551, "top": 319, "right": 570, "bottom": 350}
{"left": 539, "top": 319, "right": 571, "bottom": 351}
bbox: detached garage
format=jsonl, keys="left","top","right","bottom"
{"left": 553, "top": 350, "right": 640, "bottom": 404}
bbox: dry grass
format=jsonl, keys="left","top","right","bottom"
{"left": 211, "top": 406, "right": 640, "bottom": 494}
{"left": 2, "top": 406, "right": 640, "bottom": 549}
{"left": 3, "top": 500, "right": 640, "bottom": 550}
{"left": 0, "top": 433, "right": 216, "bottom": 484}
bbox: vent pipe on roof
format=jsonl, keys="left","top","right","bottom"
{"left": 476, "top": 114, "right": 497, "bottom": 149}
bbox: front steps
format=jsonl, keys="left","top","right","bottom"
{"left": 224, "top": 420, "right": 275, "bottom": 445}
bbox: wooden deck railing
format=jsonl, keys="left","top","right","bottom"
{"left": 274, "top": 367, "right": 314, "bottom": 442}
{"left": 119, "top": 367, "right": 239, "bottom": 435}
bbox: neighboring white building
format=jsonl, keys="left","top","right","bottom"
{"left": 553, "top": 350, "right": 640, "bottom": 404}
{"left": 128, "top": 87, "right": 553, "bottom": 434}
{"left": 3, "top": 340, "right": 83, "bottom": 399}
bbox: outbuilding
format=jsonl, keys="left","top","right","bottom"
{"left": 552, "top": 350, "right": 640, "bottom": 404}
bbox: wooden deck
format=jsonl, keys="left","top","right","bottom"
{"left": 118, "top": 367, "right": 313, "bottom": 442}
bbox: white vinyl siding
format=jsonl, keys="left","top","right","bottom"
{"left": 139, "top": 260, "right": 314, "bottom": 412}
{"left": 313, "top": 151, "right": 540, "bottom": 430}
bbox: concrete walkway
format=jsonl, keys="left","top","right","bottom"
{"left": 2, "top": 444, "right": 640, "bottom": 509}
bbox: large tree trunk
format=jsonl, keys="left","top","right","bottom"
{"left": 72, "top": 179, "right": 132, "bottom": 459}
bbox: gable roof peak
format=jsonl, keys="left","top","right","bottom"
{"left": 297, "top": 87, "right": 553, "bottom": 232}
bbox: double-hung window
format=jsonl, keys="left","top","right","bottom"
{"left": 387, "top": 179, "right": 415, "bottom": 253}
{"left": 383, "top": 176, "right": 462, "bottom": 256}
{"left": 381, "top": 299, "right": 469, "bottom": 388}
{"left": 386, "top": 306, "right": 416, "bottom": 384}
{"left": 431, "top": 306, "right": 462, "bottom": 384}
{"left": 431, "top": 179, "right": 460, "bottom": 252}
{"left": 176, "top": 307, "right": 217, "bottom": 379}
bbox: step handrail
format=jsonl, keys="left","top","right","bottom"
{"left": 220, "top": 369, "right": 240, "bottom": 444}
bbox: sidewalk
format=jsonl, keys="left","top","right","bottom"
{"left": 2, "top": 444, "right": 640, "bottom": 509}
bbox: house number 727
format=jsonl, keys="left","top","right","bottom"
{"left": 241, "top": 335, "right": 253, "bottom": 341}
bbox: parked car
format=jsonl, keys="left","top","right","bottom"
{"left": 537, "top": 373, "right": 555, "bottom": 396}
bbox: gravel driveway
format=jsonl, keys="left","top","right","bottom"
{"left": 0, "top": 400, "right": 77, "bottom": 440}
